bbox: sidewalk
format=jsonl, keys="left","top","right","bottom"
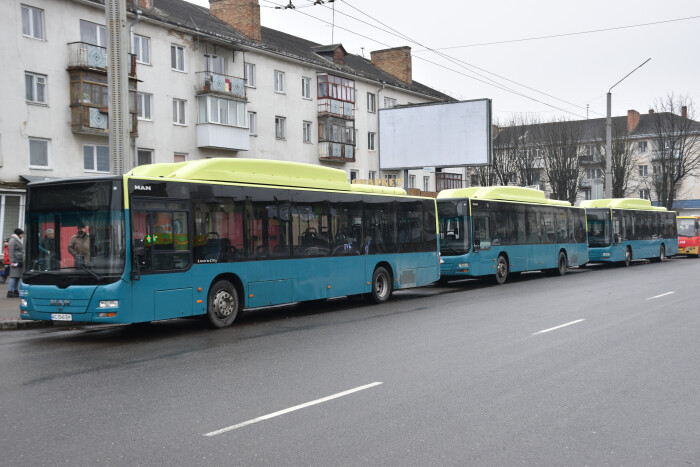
{"left": 0, "top": 281, "right": 52, "bottom": 331}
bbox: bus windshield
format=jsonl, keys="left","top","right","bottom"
{"left": 437, "top": 200, "right": 470, "bottom": 255}
{"left": 586, "top": 208, "right": 611, "bottom": 247}
{"left": 677, "top": 218, "right": 698, "bottom": 237}
{"left": 24, "top": 180, "right": 126, "bottom": 286}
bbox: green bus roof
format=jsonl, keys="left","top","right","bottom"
{"left": 437, "top": 186, "right": 571, "bottom": 206}
{"left": 579, "top": 198, "right": 667, "bottom": 211}
{"left": 126, "top": 158, "right": 406, "bottom": 195}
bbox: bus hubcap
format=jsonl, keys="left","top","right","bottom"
{"left": 214, "top": 291, "right": 234, "bottom": 317}
{"left": 376, "top": 275, "right": 386, "bottom": 298}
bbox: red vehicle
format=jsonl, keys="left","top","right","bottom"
{"left": 677, "top": 216, "right": 700, "bottom": 256}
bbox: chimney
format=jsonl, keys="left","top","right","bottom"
{"left": 682, "top": 105, "right": 688, "bottom": 119}
{"left": 209, "top": 0, "right": 261, "bottom": 41}
{"left": 370, "top": 46, "right": 412, "bottom": 84}
{"left": 627, "top": 109, "right": 640, "bottom": 131}
{"left": 649, "top": 109, "right": 654, "bottom": 114}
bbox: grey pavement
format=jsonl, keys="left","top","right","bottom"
{"left": 0, "top": 281, "right": 50, "bottom": 330}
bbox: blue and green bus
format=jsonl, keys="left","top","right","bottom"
{"left": 437, "top": 186, "right": 588, "bottom": 284}
{"left": 20, "top": 158, "right": 439, "bottom": 328}
{"left": 580, "top": 198, "right": 678, "bottom": 266}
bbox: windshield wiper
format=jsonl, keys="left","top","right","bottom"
{"left": 79, "top": 265, "right": 104, "bottom": 281}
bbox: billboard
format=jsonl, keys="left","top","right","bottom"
{"left": 378, "top": 99, "right": 492, "bottom": 170}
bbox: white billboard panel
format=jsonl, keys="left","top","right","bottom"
{"left": 378, "top": 99, "right": 492, "bottom": 169}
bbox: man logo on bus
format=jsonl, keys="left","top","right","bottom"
{"left": 134, "top": 185, "right": 152, "bottom": 191}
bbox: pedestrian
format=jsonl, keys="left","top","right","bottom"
{"left": 68, "top": 223, "right": 90, "bottom": 265}
{"left": 8, "top": 228, "right": 24, "bottom": 298}
{"left": 39, "top": 228, "right": 56, "bottom": 269}
{"left": 1, "top": 239, "right": 9, "bottom": 284}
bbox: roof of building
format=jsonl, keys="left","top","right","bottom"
{"left": 112, "top": 0, "right": 453, "bottom": 101}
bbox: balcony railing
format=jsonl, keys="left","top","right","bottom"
{"left": 70, "top": 104, "right": 137, "bottom": 137}
{"left": 67, "top": 42, "right": 136, "bottom": 77}
{"left": 195, "top": 72, "right": 246, "bottom": 100}
{"left": 318, "top": 98, "right": 354, "bottom": 119}
{"left": 319, "top": 142, "right": 355, "bottom": 162}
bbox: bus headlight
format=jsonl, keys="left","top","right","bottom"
{"left": 20, "top": 299, "right": 27, "bottom": 307}
{"left": 458, "top": 263, "right": 469, "bottom": 268}
{"left": 98, "top": 300, "right": 119, "bottom": 308}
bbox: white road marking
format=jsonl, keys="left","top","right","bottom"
{"left": 203, "top": 382, "right": 383, "bottom": 437}
{"left": 646, "top": 291, "right": 675, "bottom": 300}
{"left": 532, "top": 319, "right": 585, "bottom": 335}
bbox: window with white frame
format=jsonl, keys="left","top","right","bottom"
{"left": 137, "top": 92, "right": 152, "bottom": 120}
{"left": 22, "top": 5, "right": 44, "bottom": 40}
{"left": 274, "top": 70, "right": 285, "bottom": 93}
{"left": 197, "top": 96, "right": 245, "bottom": 127}
{"left": 383, "top": 96, "right": 396, "bottom": 108}
{"left": 137, "top": 149, "right": 153, "bottom": 166}
{"left": 172, "top": 98, "right": 186, "bottom": 125}
{"left": 83, "top": 144, "right": 109, "bottom": 172}
{"left": 132, "top": 34, "right": 150, "bottom": 64}
{"left": 174, "top": 153, "right": 187, "bottom": 163}
{"left": 638, "top": 141, "right": 648, "bottom": 152}
{"left": 368, "top": 132, "right": 376, "bottom": 151}
{"left": 638, "top": 165, "right": 648, "bottom": 177}
{"left": 367, "top": 92, "right": 376, "bottom": 113}
{"left": 80, "top": 20, "right": 106, "bottom": 46}
{"left": 171, "top": 45, "right": 185, "bottom": 72}
{"left": 369, "top": 171, "right": 376, "bottom": 182}
{"left": 25, "top": 72, "right": 47, "bottom": 104}
{"left": 275, "top": 116, "right": 286, "bottom": 139}
{"left": 29, "top": 137, "right": 49, "bottom": 168}
{"left": 423, "top": 176, "right": 429, "bottom": 192}
{"left": 204, "top": 54, "right": 224, "bottom": 74}
{"left": 409, "top": 174, "right": 416, "bottom": 189}
{"left": 244, "top": 62, "right": 256, "bottom": 87}
{"left": 248, "top": 111, "right": 257, "bottom": 135}
{"left": 384, "top": 173, "right": 398, "bottom": 186}
{"left": 302, "top": 76, "right": 312, "bottom": 99}
{"left": 586, "top": 168, "right": 602, "bottom": 179}
{"left": 639, "top": 189, "right": 650, "bottom": 200}
{"left": 303, "top": 121, "right": 312, "bottom": 143}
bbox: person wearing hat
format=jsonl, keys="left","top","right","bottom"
{"left": 7, "top": 228, "right": 24, "bottom": 297}
{"left": 68, "top": 223, "right": 90, "bottom": 264}
{"left": 39, "top": 228, "right": 56, "bottom": 269}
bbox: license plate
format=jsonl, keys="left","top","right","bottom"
{"left": 50, "top": 313, "right": 73, "bottom": 321}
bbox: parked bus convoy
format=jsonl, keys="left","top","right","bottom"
{"left": 18, "top": 159, "right": 681, "bottom": 328}
{"left": 677, "top": 216, "right": 700, "bottom": 257}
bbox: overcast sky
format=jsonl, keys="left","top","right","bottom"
{"left": 184, "top": 0, "right": 699, "bottom": 122}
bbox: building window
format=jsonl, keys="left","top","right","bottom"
{"left": 638, "top": 165, "right": 648, "bottom": 177}
{"left": 639, "top": 189, "right": 650, "bottom": 200}
{"left": 368, "top": 132, "right": 376, "bottom": 151}
{"left": 132, "top": 34, "right": 150, "bottom": 64}
{"left": 638, "top": 141, "right": 648, "bottom": 152}
{"left": 384, "top": 173, "right": 398, "bottom": 186}
{"left": 423, "top": 176, "right": 430, "bottom": 192}
{"left": 383, "top": 96, "right": 397, "bottom": 108}
{"left": 275, "top": 116, "right": 286, "bottom": 139}
{"left": 367, "top": 92, "right": 376, "bottom": 113}
{"left": 436, "top": 172, "right": 462, "bottom": 191}
{"left": 29, "top": 137, "right": 49, "bottom": 168}
{"left": 137, "top": 149, "right": 153, "bottom": 166}
{"left": 302, "top": 77, "right": 311, "bottom": 99}
{"left": 137, "top": 92, "right": 152, "bottom": 120}
{"left": 350, "top": 170, "right": 358, "bottom": 182}
{"left": 274, "top": 70, "right": 285, "bottom": 93}
{"left": 303, "top": 121, "right": 312, "bottom": 143}
{"left": 25, "top": 72, "right": 47, "bottom": 104}
{"left": 586, "top": 168, "right": 602, "bottom": 179}
{"left": 171, "top": 45, "right": 185, "bottom": 72}
{"left": 80, "top": 20, "right": 106, "bottom": 46}
{"left": 174, "top": 153, "right": 187, "bottom": 163}
{"left": 369, "top": 171, "right": 376, "bottom": 182}
{"left": 0, "top": 194, "right": 24, "bottom": 246}
{"left": 204, "top": 54, "right": 225, "bottom": 74}
{"left": 22, "top": 5, "right": 44, "bottom": 40}
{"left": 244, "top": 62, "right": 256, "bottom": 88}
{"left": 408, "top": 174, "right": 416, "bottom": 189}
{"left": 172, "top": 98, "right": 186, "bottom": 125}
{"left": 248, "top": 111, "right": 257, "bottom": 135}
{"left": 197, "top": 96, "right": 245, "bottom": 127}
{"left": 317, "top": 74, "right": 355, "bottom": 103}
{"left": 83, "top": 144, "right": 109, "bottom": 172}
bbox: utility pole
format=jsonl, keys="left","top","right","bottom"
{"left": 605, "top": 58, "right": 650, "bottom": 198}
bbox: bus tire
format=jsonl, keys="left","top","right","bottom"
{"left": 369, "top": 266, "right": 392, "bottom": 304}
{"left": 623, "top": 247, "right": 632, "bottom": 267}
{"left": 494, "top": 255, "right": 509, "bottom": 285}
{"left": 659, "top": 244, "right": 666, "bottom": 262}
{"left": 556, "top": 251, "right": 567, "bottom": 276}
{"left": 207, "top": 280, "right": 239, "bottom": 329}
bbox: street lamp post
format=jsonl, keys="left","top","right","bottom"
{"left": 605, "top": 58, "right": 651, "bottom": 198}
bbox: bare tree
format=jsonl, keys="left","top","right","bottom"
{"left": 647, "top": 94, "right": 700, "bottom": 210}
{"left": 470, "top": 165, "right": 496, "bottom": 187}
{"left": 491, "top": 117, "right": 520, "bottom": 186}
{"left": 536, "top": 117, "right": 583, "bottom": 204}
{"left": 591, "top": 120, "right": 638, "bottom": 198}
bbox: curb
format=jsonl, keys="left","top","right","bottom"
{"left": 0, "top": 319, "right": 54, "bottom": 331}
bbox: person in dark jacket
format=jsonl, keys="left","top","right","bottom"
{"left": 8, "top": 228, "right": 24, "bottom": 297}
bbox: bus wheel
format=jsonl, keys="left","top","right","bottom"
{"left": 659, "top": 244, "right": 666, "bottom": 262}
{"left": 207, "top": 280, "right": 239, "bottom": 328}
{"left": 495, "top": 255, "right": 509, "bottom": 285}
{"left": 556, "top": 251, "right": 568, "bottom": 276}
{"left": 369, "top": 267, "right": 392, "bottom": 304}
{"left": 623, "top": 248, "right": 632, "bottom": 267}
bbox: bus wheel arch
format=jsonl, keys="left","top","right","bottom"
{"left": 494, "top": 253, "right": 509, "bottom": 285}
{"left": 206, "top": 274, "right": 243, "bottom": 329}
{"left": 368, "top": 262, "right": 393, "bottom": 304}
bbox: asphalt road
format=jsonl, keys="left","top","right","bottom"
{"left": 2, "top": 257, "right": 699, "bottom": 465}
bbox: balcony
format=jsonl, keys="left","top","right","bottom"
{"left": 67, "top": 42, "right": 136, "bottom": 77}
{"left": 195, "top": 72, "right": 246, "bottom": 100}
{"left": 318, "top": 98, "right": 354, "bottom": 119}
{"left": 71, "top": 104, "right": 137, "bottom": 137}
{"left": 197, "top": 123, "right": 250, "bottom": 151}
{"left": 319, "top": 142, "right": 355, "bottom": 162}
